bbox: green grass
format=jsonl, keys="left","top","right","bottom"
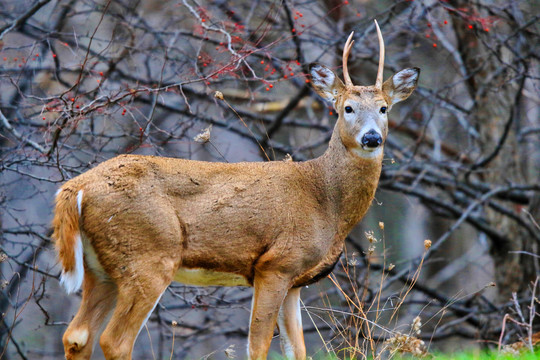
{"left": 268, "top": 348, "right": 540, "bottom": 360}
{"left": 426, "top": 349, "right": 540, "bottom": 360}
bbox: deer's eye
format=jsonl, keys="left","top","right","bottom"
{"left": 345, "top": 106, "right": 353, "bottom": 114}
{"left": 380, "top": 106, "right": 387, "bottom": 114}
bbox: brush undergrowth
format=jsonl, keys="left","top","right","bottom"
{"left": 295, "top": 223, "right": 539, "bottom": 360}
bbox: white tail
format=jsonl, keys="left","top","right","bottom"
{"left": 59, "top": 232, "right": 84, "bottom": 294}
{"left": 52, "top": 21, "right": 419, "bottom": 360}
{"left": 53, "top": 189, "right": 85, "bottom": 294}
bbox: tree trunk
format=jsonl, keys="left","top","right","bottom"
{"left": 452, "top": 0, "right": 539, "bottom": 301}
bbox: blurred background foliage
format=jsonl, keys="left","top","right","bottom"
{"left": 0, "top": 0, "right": 539, "bottom": 358}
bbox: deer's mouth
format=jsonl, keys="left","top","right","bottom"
{"left": 361, "top": 145, "right": 380, "bottom": 152}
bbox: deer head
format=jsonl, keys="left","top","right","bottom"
{"left": 310, "top": 21, "right": 420, "bottom": 158}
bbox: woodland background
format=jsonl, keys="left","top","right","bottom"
{"left": 0, "top": 0, "right": 539, "bottom": 358}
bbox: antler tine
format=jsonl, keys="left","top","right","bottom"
{"left": 342, "top": 31, "right": 355, "bottom": 87}
{"left": 374, "top": 20, "right": 385, "bottom": 89}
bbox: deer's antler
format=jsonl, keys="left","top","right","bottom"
{"left": 374, "top": 19, "right": 385, "bottom": 89}
{"left": 342, "top": 31, "right": 355, "bottom": 87}
{"left": 343, "top": 21, "right": 385, "bottom": 89}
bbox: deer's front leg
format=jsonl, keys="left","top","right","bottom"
{"left": 278, "top": 287, "right": 306, "bottom": 359}
{"left": 248, "top": 272, "right": 291, "bottom": 359}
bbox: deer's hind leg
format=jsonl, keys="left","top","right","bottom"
{"left": 98, "top": 258, "right": 175, "bottom": 360}
{"left": 63, "top": 269, "right": 117, "bottom": 360}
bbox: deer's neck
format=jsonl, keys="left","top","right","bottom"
{"left": 313, "top": 128, "right": 383, "bottom": 236}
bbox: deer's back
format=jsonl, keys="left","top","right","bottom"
{"left": 60, "top": 154, "right": 337, "bottom": 286}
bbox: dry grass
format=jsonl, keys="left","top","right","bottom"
{"left": 301, "top": 225, "right": 539, "bottom": 360}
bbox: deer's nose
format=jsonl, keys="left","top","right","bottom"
{"left": 361, "top": 130, "right": 382, "bottom": 148}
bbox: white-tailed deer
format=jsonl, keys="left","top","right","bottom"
{"left": 52, "top": 20, "right": 419, "bottom": 360}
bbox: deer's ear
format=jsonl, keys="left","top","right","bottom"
{"left": 309, "top": 63, "right": 345, "bottom": 104}
{"left": 382, "top": 67, "right": 420, "bottom": 108}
